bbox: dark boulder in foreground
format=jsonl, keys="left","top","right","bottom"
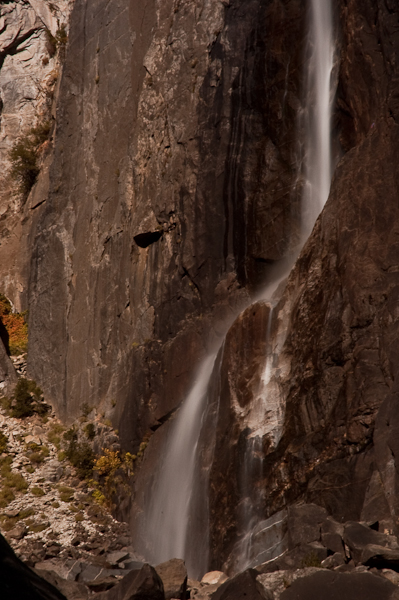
{"left": 0, "top": 532, "right": 66, "bottom": 600}
{"left": 211, "top": 569, "right": 266, "bottom": 600}
{"left": 280, "top": 570, "right": 399, "bottom": 600}
{"left": 96, "top": 563, "right": 165, "bottom": 600}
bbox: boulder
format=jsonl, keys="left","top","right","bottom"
{"left": 0, "top": 532, "right": 67, "bottom": 600}
{"left": 343, "top": 522, "right": 399, "bottom": 563}
{"left": 287, "top": 504, "right": 328, "bottom": 549}
{"left": 211, "top": 569, "right": 270, "bottom": 600}
{"left": 279, "top": 570, "right": 399, "bottom": 600}
{"left": 201, "top": 572, "right": 228, "bottom": 586}
{"left": 96, "top": 563, "right": 165, "bottom": 600}
{"left": 321, "top": 532, "right": 345, "bottom": 555}
{"left": 257, "top": 542, "right": 328, "bottom": 573}
{"left": 321, "top": 553, "right": 346, "bottom": 569}
{"left": 155, "top": 558, "right": 187, "bottom": 600}
{"left": 361, "top": 544, "right": 399, "bottom": 570}
{"left": 35, "top": 569, "right": 89, "bottom": 600}
{"left": 35, "top": 558, "right": 82, "bottom": 581}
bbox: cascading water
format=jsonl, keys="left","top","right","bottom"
{"left": 136, "top": 352, "right": 220, "bottom": 577}
{"left": 301, "top": 0, "right": 335, "bottom": 236}
{"left": 236, "top": 0, "right": 335, "bottom": 569}
{"left": 135, "top": 0, "right": 335, "bottom": 577}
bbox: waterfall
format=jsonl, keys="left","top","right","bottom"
{"left": 134, "top": 0, "right": 335, "bottom": 577}
{"left": 302, "top": 0, "right": 334, "bottom": 236}
{"left": 136, "top": 352, "right": 220, "bottom": 578}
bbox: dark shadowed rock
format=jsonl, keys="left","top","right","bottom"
{"left": 0, "top": 532, "right": 67, "bottom": 600}
{"left": 280, "top": 570, "right": 399, "bottom": 600}
{"left": 211, "top": 569, "right": 270, "bottom": 600}
{"left": 155, "top": 558, "right": 187, "bottom": 600}
{"left": 96, "top": 563, "right": 165, "bottom": 600}
{"left": 343, "top": 522, "right": 399, "bottom": 563}
{"left": 0, "top": 336, "right": 17, "bottom": 396}
{"left": 361, "top": 545, "right": 399, "bottom": 571}
{"left": 287, "top": 504, "right": 328, "bottom": 548}
{"left": 35, "top": 569, "right": 89, "bottom": 600}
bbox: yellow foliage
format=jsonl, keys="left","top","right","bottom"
{"left": 93, "top": 449, "right": 121, "bottom": 476}
{"left": 0, "top": 294, "right": 28, "bottom": 355}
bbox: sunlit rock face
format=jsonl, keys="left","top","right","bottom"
{"left": 27, "top": 0, "right": 304, "bottom": 446}
{"left": 0, "top": 0, "right": 73, "bottom": 309}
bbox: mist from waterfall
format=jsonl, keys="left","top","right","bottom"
{"left": 134, "top": 0, "right": 335, "bottom": 578}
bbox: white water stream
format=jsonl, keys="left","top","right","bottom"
{"left": 135, "top": 0, "right": 335, "bottom": 577}
{"left": 301, "top": 0, "right": 334, "bottom": 237}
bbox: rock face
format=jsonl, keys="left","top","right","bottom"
{"left": 0, "top": 0, "right": 73, "bottom": 309}
{"left": 26, "top": 0, "right": 306, "bottom": 448}
{"left": 203, "top": 0, "right": 399, "bottom": 572}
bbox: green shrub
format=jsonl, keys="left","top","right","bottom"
{"left": 4, "top": 472, "right": 28, "bottom": 492}
{"left": 0, "top": 488, "right": 15, "bottom": 508}
{"left": 84, "top": 423, "right": 96, "bottom": 440}
{"left": 80, "top": 403, "right": 93, "bottom": 418}
{"left": 11, "top": 378, "right": 50, "bottom": 419}
{"left": 29, "top": 522, "right": 49, "bottom": 533}
{"left": 45, "top": 29, "right": 57, "bottom": 57}
{"left": 0, "top": 432, "right": 8, "bottom": 453}
{"left": 9, "top": 122, "right": 51, "bottom": 197}
{"left": 301, "top": 551, "right": 322, "bottom": 568}
{"left": 65, "top": 431, "right": 95, "bottom": 479}
{"left": 0, "top": 456, "right": 12, "bottom": 477}
{"left": 31, "top": 487, "right": 45, "bottom": 497}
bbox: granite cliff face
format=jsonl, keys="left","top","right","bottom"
{"left": 27, "top": 0, "right": 306, "bottom": 451}
{"left": 206, "top": 0, "right": 399, "bottom": 572}
{"left": 0, "top": 0, "right": 73, "bottom": 310}
{"left": 1, "top": 0, "right": 399, "bottom": 580}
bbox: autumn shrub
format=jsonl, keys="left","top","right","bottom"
{"left": 0, "top": 294, "right": 28, "bottom": 355}
{"left": 91, "top": 449, "right": 134, "bottom": 508}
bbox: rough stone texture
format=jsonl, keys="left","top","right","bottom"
{"left": 26, "top": 0, "right": 305, "bottom": 452}
{"left": 3, "top": 0, "right": 399, "bottom": 584}
{"left": 205, "top": 0, "right": 399, "bottom": 571}
{"left": 96, "top": 564, "right": 165, "bottom": 600}
{"left": 0, "top": 0, "right": 74, "bottom": 309}
{"left": 279, "top": 570, "right": 399, "bottom": 600}
{"left": 210, "top": 569, "right": 269, "bottom": 600}
{"left": 343, "top": 522, "right": 399, "bottom": 563}
{"left": 0, "top": 531, "right": 67, "bottom": 600}
{"left": 155, "top": 558, "right": 187, "bottom": 600}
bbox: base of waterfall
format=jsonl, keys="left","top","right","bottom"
{"left": 10, "top": 501, "right": 399, "bottom": 599}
